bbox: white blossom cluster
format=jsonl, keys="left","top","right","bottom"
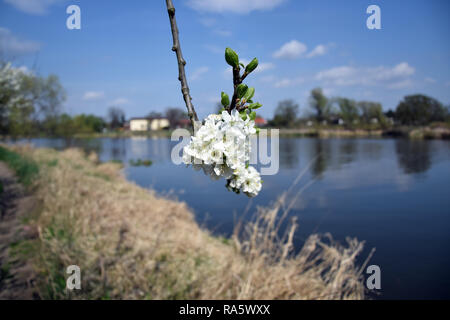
{"left": 182, "top": 110, "right": 262, "bottom": 197}
{"left": 0, "top": 63, "right": 26, "bottom": 109}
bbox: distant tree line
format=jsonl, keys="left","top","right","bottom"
{"left": 2, "top": 61, "right": 448, "bottom": 136}
{"left": 268, "top": 88, "right": 449, "bottom": 128}
{"left": 0, "top": 62, "right": 190, "bottom": 137}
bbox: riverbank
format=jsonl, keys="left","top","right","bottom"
{"left": 278, "top": 126, "right": 450, "bottom": 139}
{"left": 0, "top": 148, "right": 40, "bottom": 299}
{"left": 0, "top": 144, "right": 365, "bottom": 299}
{"left": 2, "top": 125, "right": 449, "bottom": 141}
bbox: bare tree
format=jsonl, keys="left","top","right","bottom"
{"left": 165, "top": 107, "right": 187, "bottom": 128}
{"left": 271, "top": 99, "right": 299, "bottom": 127}
{"left": 107, "top": 107, "right": 125, "bottom": 129}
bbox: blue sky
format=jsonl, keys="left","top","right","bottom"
{"left": 1, "top": 0, "right": 449, "bottom": 120}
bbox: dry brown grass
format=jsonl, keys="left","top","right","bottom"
{"left": 8, "top": 145, "right": 366, "bottom": 300}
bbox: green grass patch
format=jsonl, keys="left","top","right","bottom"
{"left": 129, "top": 158, "right": 153, "bottom": 167}
{"left": 46, "top": 159, "right": 58, "bottom": 167}
{"left": 87, "top": 171, "right": 111, "bottom": 181}
{"left": 0, "top": 146, "right": 39, "bottom": 187}
{"left": 9, "top": 239, "right": 39, "bottom": 259}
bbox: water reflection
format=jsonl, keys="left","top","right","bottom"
{"left": 310, "top": 139, "right": 331, "bottom": 179}
{"left": 395, "top": 140, "right": 431, "bottom": 175}
{"left": 338, "top": 139, "right": 358, "bottom": 166}
{"left": 279, "top": 138, "right": 300, "bottom": 169}
{"left": 110, "top": 138, "right": 126, "bottom": 160}
{"left": 9, "top": 137, "right": 442, "bottom": 179}
{"left": 361, "top": 141, "right": 382, "bottom": 161}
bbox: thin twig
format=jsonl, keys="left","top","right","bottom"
{"left": 229, "top": 68, "right": 250, "bottom": 112}
{"left": 165, "top": 0, "right": 199, "bottom": 131}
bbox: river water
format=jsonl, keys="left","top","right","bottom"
{"left": 9, "top": 137, "right": 450, "bottom": 299}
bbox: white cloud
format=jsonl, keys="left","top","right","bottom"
{"left": 240, "top": 58, "right": 275, "bottom": 73}
{"left": 273, "top": 76, "right": 304, "bottom": 88}
{"left": 260, "top": 75, "right": 304, "bottom": 88}
{"left": 306, "top": 44, "right": 327, "bottom": 58}
{"left": 388, "top": 79, "right": 413, "bottom": 90}
{"left": 255, "top": 62, "right": 275, "bottom": 73}
{"left": 273, "top": 40, "right": 307, "bottom": 60}
{"left": 322, "top": 88, "right": 336, "bottom": 96}
{"left": 110, "top": 98, "right": 130, "bottom": 106}
{"left": 0, "top": 27, "right": 40, "bottom": 56}
{"left": 274, "top": 78, "right": 291, "bottom": 88}
{"left": 187, "top": 0, "right": 285, "bottom": 14}
{"left": 203, "top": 44, "right": 222, "bottom": 54}
{"left": 4, "top": 0, "right": 66, "bottom": 15}
{"left": 199, "top": 18, "right": 216, "bottom": 27}
{"left": 316, "top": 62, "right": 415, "bottom": 88}
{"left": 389, "top": 62, "right": 415, "bottom": 77}
{"left": 260, "top": 75, "right": 276, "bottom": 83}
{"left": 213, "top": 29, "right": 232, "bottom": 37}
{"left": 190, "top": 66, "right": 209, "bottom": 80}
{"left": 82, "top": 91, "right": 105, "bottom": 101}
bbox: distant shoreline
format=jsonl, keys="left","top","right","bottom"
{"left": 1, "top": 126, "right": 450, "bottom": 140}
{"left": 277, "top": 126, "right": 450, "bottom": 139}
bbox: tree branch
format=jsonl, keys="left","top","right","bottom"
{"left": 228, "top": 68, "right": 250, "bottom": 112}
{"left": 165, "top": 0, "right": 199, "bottom": 131}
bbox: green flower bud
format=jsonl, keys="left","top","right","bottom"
{"left": 225, "top": 48, "right": 239, "bottom": 68}
{"left": 221, "top": 92, "right": 230, "bottom": 107}
{"left": 237, "top": 84, "right": 248, "bottom": 99}
{"left": 245, "top": 58, "right": 258, "bottom": 74}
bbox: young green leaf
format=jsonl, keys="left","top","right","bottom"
{"left": 225, "top": 48, "right": 239, "bottom": 68}
{"left": 221, "top": 92, "right": 230, "bottom": 107}
{"left": 245, "top": 58, "right": 258, "bottom": 74}
{"left": 243, "top": 87, "right": 255, "bottom": 101}
{"left": 239, "top": 111, "right": 247, "bottom": 121}
{"left": 248, "top": 102, "right": 262, "bottom": 109}
{"left": 237, "top": 84, "right": 248, "bottom": 99}
{"left": 249, "top": 111, "right": 256, "bottom": 120}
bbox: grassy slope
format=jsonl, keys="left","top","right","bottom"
{"left": 1, "top": 145, "right": 366, "bottom": 300}
{"left": 0, "top": 146, "right": 39, "bottom": 187}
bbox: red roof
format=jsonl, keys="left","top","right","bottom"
{"left": 254, "top": 117, "right": 267, "bottom": 125}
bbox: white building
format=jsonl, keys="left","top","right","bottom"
{"left": 149, "top": 118, "right": 170, "bottom": 131}
{"left": 130, "top": 118, "right": 150, "bottom": 131}
{"left": 129, "top": 117, "right": 170, "bottom": 132}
